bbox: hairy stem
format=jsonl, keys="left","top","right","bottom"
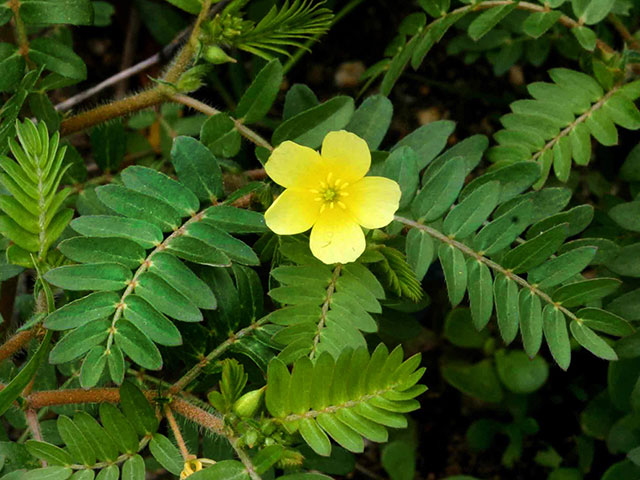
{"left": 105, "top": 210, "right": 207, "bottom": 352}
{"left": 164, "top": 404, "right": 191, "bottom": 460}
{"left": 309, "top": 264, "right": 342, "bottom": 359}
{"left": 0, "top": 329, "right": 35, "bottom": 362}
{"left": 172, "top": 94, "right": 274, "bottom": 152}
{"left": 8, "top": 0, "right": 29, "bottom": 59}
{"left": 531, "top": 84, "right": 622, "bottom": 163}
{"left": 60, "top": 0, "right": 214, "bottom": 135}
{"left": 394, "top": 215, "right": 580, "bottom": 323}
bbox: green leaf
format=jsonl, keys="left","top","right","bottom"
{"left": 519, "top": 288, "right": 543, "bottom": 358}
{"left": 20, "top": 0, "right": 93, "bottom": 25}
{"left": 44, "top": 292, "right": 119, "bottom": 331}
{"left": 202, "top": 205, "right": 267, "bottom": 233}
{"left": 121, "top": 455, "right": 145, "bottom": 480}
{"left": 495, "top": 349, "right": 548, "bottom": 393}
{"left": 96, "top": 185, "right": 181, "bottom": 232}
{"left": 23, "top": 467, "right": 72, "bottom": 480}
{"left": 200, "top": 113, "right": 241, "bottom": 158}
{"left": 99, "top": 403, "right": 139, "bottom": 454}
{"left": 121, "top": 166, "right": 199, "bottom": 217}
{"left": 460, "top": 162, "right": 540, "bottom": 204}
{"left": 468, "top": 4, "right": 517, "bottom": 41}
{"left": 165, "top": 235, "right": 231, "bottom": 268}
{"left": 266, "top": 358, "right": 291, "bottom": 418}
{"left": 300, "top": 418, "right": 332, "bottom": 457}
{"left": 186, "top": 222, "right": 259, "bottom": 266}
{"left": 576, "top": 308, "right": 633, "bottom": 337}
{"left": 473, "top": 199, "right": 533, "bottom": 255}
{"left": 108, "top": 344, "right": 125, "bottom": 385}
{"left": 570, "top": 321, "right": 618, "bottom": 360}
{"left": 441, "top": 359, "right": 503, "bottom": 403}
{"left": 503, "top": 224, "right": 568, "bottom": 273}
{"left": 171, "top": 136, "right": 224, "bottom": 202}
{"left": 29, "top": 38, "right": 86, "bottom": 79}
{"left": 552, "top": 278, "right": 621, "bottom": 308}
{"left": 346, "top": 95, "right": 393, "bottom": 150}
{"left": 381, "top": 35, "right": 418, "bottom": 97}
{"left": 44, "top": 263, "right": 132, "bottom": 291}
{"left": 283, "top": 84, "right": 318, "bottom": 120}
{"left": 123, "top": 294, "right": 182, "bottom": 346}
{"left": 383, "top": 147, "right": 419, "bottom": 209}
{"left": 58, "top": 237, "right": 145, "bottom": 269}
{"left": 317, "top": 413, "right": 364, "bottom": 453}
{"left": 522, "top": 11, "right": 562, "bottom": 38}
{"left": 572, "top": 0, "right": 615, "bottom": 24}
{"left": 26, "top": 441, "right": 73, "bottom": 466}
{"left": 91, "top": 120, "right": 125, "bottom": 172}
{"left": 58, "top": 415, "right": 96, "bottom": 466}
{"left": 115, "top": 319, "right": 163, "bottom": 370}
{"left": 0, "top": 6, "right": 13, "bottom": 26}
{"left": 71, "top": 215, "right": 163, "bottom": 249}
{"left": 272, "top": 96, "right": 355, "bottom": 148}
{"left": 0, "top": 45, "right": 24, "bottom": 92}
{"left": 572, "top": 26, "right": 597, "bottom": 51}
{"left": 412, "top": 156, "right": 466, "bottom": 221}
{"left": 135, "top": 271, "right": 203, "bottom": 322}
{"left": 236, "top": 59, "right": 283, "bottom": 124}
{"left": 252, "top": 445, "right": 284, "bottom": 474}
{"left": 149, "top": 434, "right": 183, "bottom": 475}
{"left": 73, "top": 411, "right": 119, "bottom": 463}
{"left": 443, "top": 308, "right": 489, "bottom": 349}
{"left": 528, "top": 247, "right": 597, "bottom": 289}
{"left": 79, "top": 345, "right": 107, "bottom": 388}
{"left": 148, "top": 252, "right": 216, "bottom": 309}
{"left": 391, "top": 120, "right": 455, "bottom": 169}
{"left": 443, "top": 181, "right": 500, "bottom": 239}
{"left": 586, "top": 108, "right": 618, "bottom": 146}
{"left": 188, "top": 460, "right": 249, "bottom": 480}
{"left": 120, "top": 381, "right": 159, "bottom": 436}
{"left": 542, "top": 305, "right": 571, "bottom": 370}
{"left": 48, "top": 319, "right": 110, "bottom": 364}
{"left": 603, "top": 94, "right": 640, "bottom": 130}
{"left": 406, "top": 228, "right": 434, "bottom": 282}
{"left": 466, "top": 258, "right": 493, "bottom": 331}
{"left": 493, "top": 274, "right": 520, "bottom": 345}
{"left": 610, "top": 202, "right": 640, "bottom": 232}
{"left": 438, "top": 244, "right": 467, "bottom": 307}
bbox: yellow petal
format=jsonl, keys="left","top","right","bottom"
{"left": 320, "top": 130, "right": 370, "bottom": 183}
{"left": 265, "top": 189, "right": 320, "bottom": 235}
{"left": 310, "top": 207, "right": 365, "bottom": 264}
{"left": 343, "top": 176, "right": 401, "bottom": 229}
{"left": 265, "top": 141, "right": 324, "bottom": 189}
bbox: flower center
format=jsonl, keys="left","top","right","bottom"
{"left": 311, "top": 172, "right": 349, "bottom": 213}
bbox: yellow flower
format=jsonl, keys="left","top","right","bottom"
{"left": 264, "top": 130, "right": 401, "bottom": 264}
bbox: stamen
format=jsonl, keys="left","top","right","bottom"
{"left": 327, "top": 172, "right": 334, "bottom": 183}
{"left": 330, "top": 202, "right": 335, "bottom": 209}
{"left": 341, "top": 182, "right": 349, "bottom": 189}
{"left": 320, "top": 181, "right": 327, "bottom": 188}
{"left": 341, "top": 192, "right": 349, "bottom": 197}
{"left": 314, "top": 197, "right": 323, "bottom": 202}
{"left": 334, "top": 179, "right": 342, "bottom": 187}
{"left": 337, "top": 201, "right": 346, "bottom": 209}
{"left": 310, "top": 189, "right": 319, "bottom": 193}
{"left": 320, "top": 204, "right": 326, "bottom": 213}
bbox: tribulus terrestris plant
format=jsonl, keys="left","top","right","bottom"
{"left": 0, "top": 0, "right": 639, "bottom": 479}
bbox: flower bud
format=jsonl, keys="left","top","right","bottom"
{"left": 232, "top": 387, "right": 265, "bottom": 418}
{"left": 204, "top": 45, "right": 236, "bottom": 65}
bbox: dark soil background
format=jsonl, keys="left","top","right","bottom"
{"left": 54, "top": 1, "right": 632, "bottom": 478}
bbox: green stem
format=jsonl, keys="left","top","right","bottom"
{"left": 394, "top": 215, "right": 580, "bottom": 324}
